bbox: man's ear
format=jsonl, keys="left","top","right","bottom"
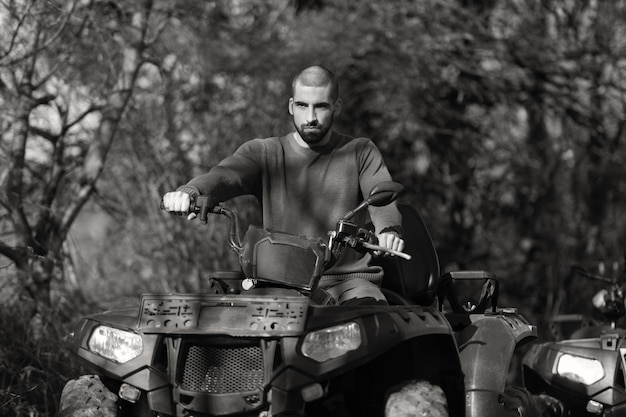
{"left": 334, "top": 98, "right": 342, "bottom": 115}
{"left": 288, "top": 97, "right": 294, "bottom": 115}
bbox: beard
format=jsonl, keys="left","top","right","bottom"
{"left": 294, "top": 115, "right": 333, "bottom": 146}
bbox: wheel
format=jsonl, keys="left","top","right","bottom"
{"left": 59, "top": 375, "right": 119, "bottom": 417}
{"left": 536, "top": 394, "right": 567, "bottom": 417}
{"left": 384, "top": 380, "right": 449, "bottom": 417}
{"left": 502, "top": 386, "right": 545, "bottom": 417}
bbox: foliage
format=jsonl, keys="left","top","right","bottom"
{"left": 0, "top": 293, "right": 89, "bottom": 417}
{"left": 0, "top": 0, "right": 166, "bottom": 307}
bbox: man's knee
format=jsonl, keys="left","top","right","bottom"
{"left": 326, "top": 278, "right": 387, "bottom": 305}
{"left": 341, "top": 296, "right": 388, "bottom": 306}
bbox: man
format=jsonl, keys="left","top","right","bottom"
{"left": 162, "top": 65, "right": 404, "bottom": 304}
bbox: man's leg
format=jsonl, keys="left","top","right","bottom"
{"left": 325, "top": 278, "right": 388, "bottom": 305}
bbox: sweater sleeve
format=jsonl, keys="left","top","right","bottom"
{"left": 356, "top": 139, "right": 403, "bottom": 236}
{"left": 177, "top": 140, "right": 263, "bottom": 203}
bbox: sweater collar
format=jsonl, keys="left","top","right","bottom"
{"left": 289, "top": 130, "right": 339, "bottom": 155}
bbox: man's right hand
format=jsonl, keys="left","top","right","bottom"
{"left": 161, "top": 191, "right": 197, "bottom": 220}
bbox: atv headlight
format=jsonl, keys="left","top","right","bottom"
{"left": 301, "top": 322, "right": 361, "bottom": 362}
{"left": 88, "top": 325, "right": 143, "bottom": 363}
{"left": 555, "top": 353, "right": 604, "bottom": 385}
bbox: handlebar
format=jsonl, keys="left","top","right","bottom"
{"left": 570, "top": 262, "right": 626, "bottom": 323}
{"left": 160, "top": 196, "right": 243, "bottom": 252}
{"left": 161, "top": 196, "right": 411, "bottom": 262}
{"left": 327, "top": 220, "right": 411, "bottom": 262}
{"left": 159, "top": 195, "right": 219, "bottom": 224}
{"left": 571, "top": 265, "right": 619, "bottom": 285}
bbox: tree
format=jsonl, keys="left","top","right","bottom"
{"left": 0, "top": 0, "right": 169, "bottom": 334}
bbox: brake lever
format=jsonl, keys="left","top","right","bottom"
{"left": 356, "top": 227, "right": 377, "bottom": 244}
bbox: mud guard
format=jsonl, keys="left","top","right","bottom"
{"left": 456, "top": 315, "right": 537, "bottom": 417}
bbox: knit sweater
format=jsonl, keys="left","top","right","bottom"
{"left": 178, "top": 131, "right": 402, "bottom": 279}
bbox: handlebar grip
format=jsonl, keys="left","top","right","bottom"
{"left": 160, "top": 196, "right": 196, "bottom": 217}
{"left": 361, "top": 242, "right": 412, "bottom": 260}
{"left": 160, "top": 194, "right": 219, "bottom": 225}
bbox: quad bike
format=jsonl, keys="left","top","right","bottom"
{"left": 59, "top": 181, "right": 551, "bottom": 417}
{"left": 523, "top": 260, "right": 626, "bottom": 416}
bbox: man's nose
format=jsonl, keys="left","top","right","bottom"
{"left": 305, "top": 107, "right": 317, "bottom": 123}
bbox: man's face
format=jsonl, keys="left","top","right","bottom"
{"left": 289, "top": 82, "right": 341, "bottom": 146}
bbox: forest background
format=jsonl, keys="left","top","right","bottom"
{"left": 1, "top": 0, "right": 625, "bottom": 415}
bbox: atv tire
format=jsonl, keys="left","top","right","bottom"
{"left": 384, "top": 379, "right": 449, "bottom": 417}
{"left": 502, "top": 386, "right": 545, "bottom": 417}
{"left": 59, "top": 375, "right": 119, "bottom": 417}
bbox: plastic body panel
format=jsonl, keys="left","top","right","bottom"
{"left": 447, "top": 311, "right": 537, "bottom": 417}
{"left": 66, "top": 294, "right": 466, "bottom": 416}
{"left": 523, "top": 336, "right": 626, "bottom": 417}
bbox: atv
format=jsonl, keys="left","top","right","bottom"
{"left": 59, "top": 182, "right": 549, "bottom": 416}
{"left": 523, "top": 260, "right": 626, "bottom": 417}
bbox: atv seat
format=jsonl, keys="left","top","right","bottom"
{"left": 376, "top": 204, "right": 441, "bottom": 306}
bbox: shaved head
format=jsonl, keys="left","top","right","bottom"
{"left": 291, "top": 65, "right": 339, "bottom": 100}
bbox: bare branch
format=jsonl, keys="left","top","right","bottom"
{"left": 29, "top": 126, "right": 59, "bottom": 143}
{"left": 39, "top": 137, "right": 66, "bottom": 215}
{"left": 0, "top": 0, "right": 36, "bottom": 63}
{"left": 63, "top": 104, "right": 103, "bottom": 133}
{"left": 0, "top": 241, "right": 27, "bottom": 265}
{"left": 145, "top": 8, "right": 173, "bottom": 46}
{"left": 32, "top": 59, "right": 64, "bottom": 90}
{"left": 57, "top": 3, "right": 153, "bottom": 238}
{"left": 4, "top": 101, "right": 33, "bottom": 242}
{"left": 2, "top": 0, "right": 80, "bottom": 67}
{"left": 32, "top": 93, "right": 56, "bottom": 106}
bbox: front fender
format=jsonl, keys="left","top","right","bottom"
{"left": 454, "top": 313, "right": 537, "bottom": 417}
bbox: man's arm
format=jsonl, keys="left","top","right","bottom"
{"left": 356, "top": 139, "right": 405, "bottom": 256}
{"left": 162, "top": 140, "right": 263, "bottom": 216}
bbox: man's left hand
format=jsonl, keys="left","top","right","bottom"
{"left": 376, "top": 232, "right": 405, "bottom": 257}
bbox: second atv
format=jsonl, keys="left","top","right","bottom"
{"left": 523, "top": 260, "right": 626, "bottom": 417}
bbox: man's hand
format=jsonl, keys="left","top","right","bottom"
{"left": 161, "top": 191, "right": 197, "bottom": 220}
{"left": 376, "top": 232, "right": 405, "bottom": 257}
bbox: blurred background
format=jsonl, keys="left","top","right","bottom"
{"left": 1, "top": 0, "right": 625, "bottom": 415}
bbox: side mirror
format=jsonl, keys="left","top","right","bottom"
{"left": 366, "top": 181, "right": 405, "bottom": 207}
{"left": 342, "top": 181, "right": 404, "bottom": 220}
